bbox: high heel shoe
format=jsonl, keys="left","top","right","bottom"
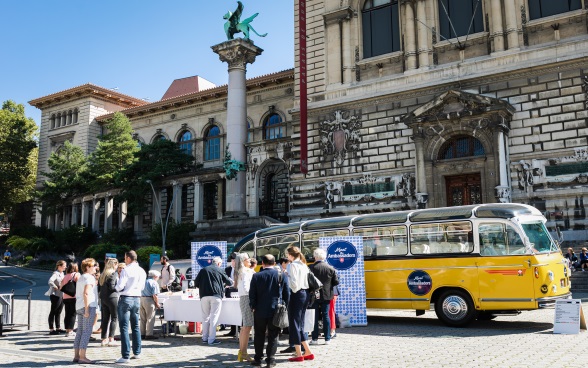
{"left": 242, "top": 352, "right": 254, "bottom": 362}
{"left": 237, "top": 350, "right": 242, "bottom": 362}
{"left": 288, "top": 356, "right": 305, "bottom": 362}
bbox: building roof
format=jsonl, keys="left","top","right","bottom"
{"left": 96, "top": 69, "right": 294, "bottom": 122}
{"left": 29, "top": 83, "right": 147, "bottom": 109}
{"left": 161, "top": 76, "right": 217, "bottom": 100}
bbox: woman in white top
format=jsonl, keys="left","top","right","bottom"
{"left": 47, "top": 260, "right": 66, "bottom": 335}
{"left": 235, "top": 253, "right": 255, "bottom": 362}
{"left": 285, "top": 246, "right": 314, "bottom": 362}
{"left": 73, "top": 258, "right": 99, "bottom": 364}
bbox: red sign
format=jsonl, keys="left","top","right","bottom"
{"left": 299, "top": 0, "right": 308, "bottom": 174}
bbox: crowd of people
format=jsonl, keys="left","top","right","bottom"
{"left": 44, "top": 246, "right": 341, "bottom": 366}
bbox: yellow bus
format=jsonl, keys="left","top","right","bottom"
{"left": 234, "top": 203, "right": 571, "bottom": 326}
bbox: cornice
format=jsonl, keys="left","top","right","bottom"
{"left": 29, "top": 83, "right": 146, "bottom": 109}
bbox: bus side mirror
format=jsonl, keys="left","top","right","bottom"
{"left": 556, "top": 226, "right": 564, "bottom": 243}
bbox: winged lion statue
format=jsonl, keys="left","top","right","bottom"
{"left": 223, "top": 1, "right": 268, "bottom": 41}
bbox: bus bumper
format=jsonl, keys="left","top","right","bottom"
{"left": 536, "top": 292, "right": 572, "bottom": 308}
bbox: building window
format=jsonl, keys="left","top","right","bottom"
{"left": 247, "top": 121, "right": 253, "bottom": 143}
{"left": 204, "top": 125, "right": 221, "bottom": 161}
{"left": 438, "top": 0, "right": 484, "bottom": 40}
{"left": 263, "top": 113, "right": 284, "bottom": 140}
{"left": 362, "top": 0, "right": 400, "bottom": 58}
{"left": 178, "top": 130, "right": 193, "bottom": 156}
{"left": 152, "top": 134, "right": 166, "bottom": 143}
{"left": 439, "top": 136, "right": 485, "bottom": 160}
{"left": 529, "top": 0, "right": 582, "bottom": 20}
{"left": 50, "top": 114, "right": 56, "bottom": 129}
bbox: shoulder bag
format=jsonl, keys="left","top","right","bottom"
{"left": 272, "top": 272, "right": 289, "bottom": 329}
{"left": 61, "top": 275, "right": 77, "bottom": 297}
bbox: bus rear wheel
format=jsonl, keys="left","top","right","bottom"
{"left": 435, "top": 290, "right": 476, "bottom": 327}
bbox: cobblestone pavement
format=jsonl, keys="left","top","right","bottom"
{"left": 2, "top": 265, "right": 588, "bottom": 367}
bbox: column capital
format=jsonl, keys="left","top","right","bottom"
{"left": 211, "top": 38, "right": 264, "bottom": 70}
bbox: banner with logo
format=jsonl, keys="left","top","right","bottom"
{"left": 319, "top": 236, "right": 367, "bottom": 326}
{"left": 190, "top": 241, "right": 227, "bottom": 280}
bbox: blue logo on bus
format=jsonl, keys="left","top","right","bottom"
{"left": 196, "top": 245, "right": 222, "bottom": 268}
{"left": 407, "top": 270, "right": 432, "bottom": 296}
{"left": 326, "top": 240, "right": 358, "bottom": 271}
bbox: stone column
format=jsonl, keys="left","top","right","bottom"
{"left": 193, "top": 178, "right": 203, "bottom": 223}
{"left": 134, "top": 214, "right": 143, "bottom": 234}
{"left": 63, "top": 207, "right": 70, "bottom": 229}
{"left": 412, "top": 131, "right": 428, "bottom": 208}
{"left": 81, "top": 200, "right": 89, "bottom": 227}
{"left": 55, "top": 212, "right": 63, "bottom": 231}
{"left": 48, "top": 213, "right": 56, "bottom": 231}
{"left": 92, "top": 197, "right": 101, "bottom": 233}
{"left": 104, "top": 194, "right": 113, "bottom": 233}
{"left": 217, "top": 179, "right": 224, "bottom": 220}
{"left": 504, "top": 0, "right": 519, "bottom": 50}
{"left": 416, "top": 0, "right": 429, "bottom": 69}
{"left": 491, "top": 0, "right": 505, "bottom": 52}
{"left": 342, "top": 15, "right": 353, "bottom": 83}
{"left": 495, "top": 121, "right": 512, "bottom": 203}
{"left": 212, "top": 38, "right": 263, "bottom": 217}
{"left": 172, "top": 181, "right": 182, "bottom": 223}
{"left": 119, "top": 201, "right": 128, "bottom": 229}
{"left": 403, "top": 0, "right": 418, "bottom": 71}
{"left": 71, "top": 204, "right": 78, "bottom": 226}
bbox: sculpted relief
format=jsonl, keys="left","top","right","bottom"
{"left": 319, "top": 110, "right": 362, "bottom": 166}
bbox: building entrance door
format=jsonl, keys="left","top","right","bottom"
{"left": 446, "top": 174, "right": 482, "bottom": 206}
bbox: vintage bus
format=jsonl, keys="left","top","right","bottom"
{"left": 234, "top": 203, "right": 571, "bottom": 326}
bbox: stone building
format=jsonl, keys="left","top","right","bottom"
{"left": 30, "top": 1, "right": 588, "bottom": 244}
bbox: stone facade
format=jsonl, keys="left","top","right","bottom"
{"left": 30, "top": 1, "right": 588, "bottom": 244}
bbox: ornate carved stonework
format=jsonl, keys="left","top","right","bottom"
{"left": 495, "top": 186, "right": 511, "bottom": 203}
{"left": 319, "top": 110, "right": 361, "bottom": 166}
{"left": 211, "top": 38, "right": 263, "bottom": 70}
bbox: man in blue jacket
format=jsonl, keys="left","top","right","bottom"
{"left": 249, "top": 254, "right": 290, "bottom": 367}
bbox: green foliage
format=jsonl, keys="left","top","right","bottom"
{"left": 0, "top": 101, "right": 38, "bottom": 214}
{"left": 6, "top": 235, "right": 31, "bottom": 251}
{"left": 6, "top": 235, "right": 54, "bottom": 255}
{"left": 135, "top": 246, "right": 166, "bottom": 269}
{"left": 88, "top": 112, "right": 138, "bottom": 191}
{"left": 149, "top": 222, "right": 194, "bottom": 259}
{"left": 54, "top": 225, "right": 97, "bottom": 254}
{"left": 10, "top": 225, "right": 54, "bottom": 242}
{"left": 83, "top": 242, "right": 131, "bottom": 262}
{"left": 38, "top": 141, "right": 88, "bottom": 215}
{"left": 101, "top": 227, "right": 136, "bottom": 247}
{"left": 117, "top": 139, "right": 196, "bottom": 215}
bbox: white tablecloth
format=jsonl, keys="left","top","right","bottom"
{"left": 163, "top": 295, "right": 242, "bottom": 326}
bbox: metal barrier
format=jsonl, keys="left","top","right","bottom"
{"left": 0, "top": 289, "right": 32, "bottom": 334}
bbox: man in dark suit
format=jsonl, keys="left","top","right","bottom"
{"left": 223, "top": 252, "right": 238, "bottom": 337}
{"left": 309, "top": 248, "right": 339, "bottom": 345}
{"left": 249, "top": 254, "right": 290, "bottom": 367}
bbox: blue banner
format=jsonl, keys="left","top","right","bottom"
{"left": 319, "top": 236, "right": 367, "bottom": 326}
{"left": 190, "top": 241, "right": 227, "bottom": 280}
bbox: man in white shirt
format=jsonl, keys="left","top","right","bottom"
{"left": 159, "top": 256, "right": 175, "bottom": 292}
{"left": 115, "top": 251, "right": 146, "bottom": 364}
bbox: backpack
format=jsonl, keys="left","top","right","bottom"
{"left": 166, "top": 265, "right": 182, "bottom": 292}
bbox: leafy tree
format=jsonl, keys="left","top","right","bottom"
{"left": 38, "top": 141, "right": 88, "bottom": 215}
{"left": 0, "top": 101, "right": 38, "bottom": 214}
{"left": 116, "top": 139, "right": 195, "bottom": 215}
{"left": 87, "top": 112, "right": 138, "bottom": 191}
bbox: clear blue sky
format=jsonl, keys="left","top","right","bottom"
{"left": 0, "top": 1, "right": 294, "bottom": 126}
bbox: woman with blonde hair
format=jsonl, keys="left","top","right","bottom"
{"left": 234, "top": 253, "right": 255, "bottom": 362}
{"left": 99, "top": 258, "right": 120, "bottom": 346}
{"left": 47, "top": 260, "right": 66, "bottom": 335}
{"left": 73, "top": 258, "right": 99, "bottom": 364}
{"left": 285, "top": 246, "right": 314, "bottom": 362}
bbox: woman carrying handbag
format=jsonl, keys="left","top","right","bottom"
{"left": 60, "top": 263, "right": 80, "bottom": 337}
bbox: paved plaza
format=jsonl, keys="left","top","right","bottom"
{"left": 1, "top": 265, "right": 588, "bottom": 367}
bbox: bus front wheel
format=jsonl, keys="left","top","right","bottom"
{"left": 435, "top": 290, "right": 476, "bottom": 327}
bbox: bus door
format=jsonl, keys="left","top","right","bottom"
{"left": 354, "top": 226, "right": 412, "bottom": 309}
{"left": 477, "top": 222, "right": 536, "bottom": 310}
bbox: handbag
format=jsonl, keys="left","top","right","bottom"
{"left": 307, "top": 269, "right": 323, "bottom": 292}
{"left": 61, "top": 276, "right": 77, "bottom": 297}
{"left": 272, "top": 272, "right": 289, "bottom": 329}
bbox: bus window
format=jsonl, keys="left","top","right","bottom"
{"left": 353, "top": 226, "right": 407, "bottom": 256}
{"left": 521, "top": 222, "right": 557, "bottom": 253}
{"left": 239, "top": 239, "right": 255, "bottom": 259}
{"left": 410, "top": 222, "right": 472, "bottom": 255}
{"left": 257, "top": 234, "right": 299, "bottom": 262}
{"left": 478, "top": 223, "right": 530, "bottom": 256}
{"left": 302, "top": 230, "right": 349, "bottom": 261}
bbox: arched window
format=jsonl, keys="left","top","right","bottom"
{"left": 73, "top": 108, "right": 78, "bottom": 124}
{"left": 204, "top": 125, "right": 221, "bottom": 161}
{"left": 56, "top": 113, "right": 62, "bottom": 128}
{"left": 439, "top": 136, "right": 485, "bottom": 160}
{"left": 67, "top": 110, "right": 72, "bottom": 125}
{"left": 529, "top": 0, "right": 581, "bottom": 20}
{"left": 362, "top": 0, "right": 400, "bottom": 58}
{"left": 438, "top": 0, "right": 484, "bottom": 40}
{"left": 50, "top": 114, "right": 56, "bottom": 129}
{"left": 263, "top": 113, "right": 284, "bottom": 140}
{"left": 152, "top": 134, "right": 166, "bottom": 143}
{"left": 178, "top": 130, "right": 193, "bottom": 156}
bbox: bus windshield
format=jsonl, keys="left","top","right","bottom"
{"left": 521, "top": 222, "right": 558, "bottom": 253}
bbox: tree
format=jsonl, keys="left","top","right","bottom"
{"left": 38, "top": 141, "right": 88, "bottom": 215}
{"left": 87, "top": 112, "right": 138, "bottom": 191}
{"left": 0, "top": 100, "right": 38, "bottom": 215}
{"left": 117, "top": 139, "right": 196, "bottom": 215}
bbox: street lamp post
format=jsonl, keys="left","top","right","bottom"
{"left": 146, "top": 180, "right": 177, "bottom": 256}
